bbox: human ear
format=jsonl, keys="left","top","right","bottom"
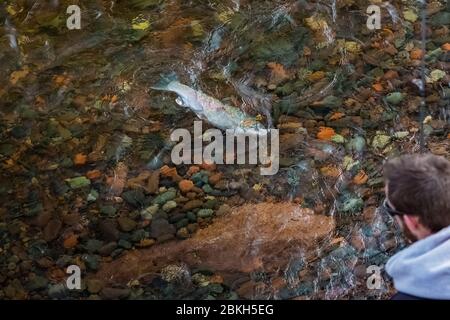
{"left": 403, "top": 215, "right": 432, "bottom": 240}
{"left": 403, "top": 215, "right": 420, "bottom": 230}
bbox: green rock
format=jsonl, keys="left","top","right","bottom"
{"left": 48, "top": 283, "right": 68, "bottom": 299}
{"left": 191, "top": 172, "right": 209, "bottom": 186}
{"left": 66, "top": 176, "right": 91, "bottom": 189}
{"left": 27, "top": 276, "right": 49, "bottom": 291}
{"left": 430, "top": 12, "right": 450, "bottom": 27}
{"left": 252, "top": 37, "right": 298, "bottom": 66}
{"left": 197, "top": 209, "right": 214, "bottom": 218}
{"left": 331, "top": 134, "right": 345, "bottom": 144}
{"left": 343, "top": 156, "right": 360, "bottom": 171}
{"left": 342, "top": 197, "right": 364, "bottom": 214}
{"left": 87, "top": 189, "right": 99, "bottom": 202}
{"left": 85, "top": 239, "right": 104, "bottom": 253}
{"left": 208, "top": 283, "right": 224, "bottom": 294}
{"left": 423, "top": 124, "right": 433, "bottom": 136}
{"left": 368, "top": 177, "right": 384, "bottom": 187}
{"left": 117, "top": 216, "right": 137, "bottom": 232}
{"left": 372, "top": 134, "right": 391, "bottom": 149}
{"left": 346, "top": 136, "right": 366, "bottom": 153}
{"left": 122, "top": 189, "right": 146, "bottom": 207}
{"left": 428, "top": 69, "right": 446, "bottom": 83}
{"left": 425, "top": 48, "right": 443, "bottom": 62}
{"left": 176, "top": 218, "right": 189, "bottom": 229}
{"left": 83, "top": 254, "right": 100, "bottom": 271}
{"left": 58, "top": 126, "right": 72, "bottom": 140}
{"left": 60, "top": 158, "right": 73, "bottom": 168}
{"left": 118, "top": 239, "right": 132, "bottom": 249}
{"left": 403, "top": 9, "right": 418, "bottom": 22}
{"left": 100, "top": 205, "right": 117, "bottom": 217}
{"left": 275, "top": 82, "right": 295, "bottom": 95}
{"left": 202, "top": 184, "right": 214, "bottom": 194}
{"left": 130, "top": 229, "right": 148, "bottom": 242}
{"left": 168, "top": 213, "right": 186, "bottom": 224}
{"left": 152, "top": 190, "right": 177, "bottom": 205}
{"left": 386, "top": 92, "right": 404, "bottom": 105}
{"left": 321, "top": 95, "right": 342, "bottom": 108}
{"left": 203, "top": 199, "right": 218, "bottom": 209}
{"left": 187, "top": 212, "right": 197, "bottom": 222}
{"left": 442, "top": 88, "right": 450, "bottom": 99}
{"left": 141, "top": 204, "right": 159, "bottom": 219}
{"left": 162, "top": 200, "right": 177, "bottom": 212}
{"left": 393, "top": 131, "right": 409, "bottom": 139}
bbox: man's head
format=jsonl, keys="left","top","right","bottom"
{"left": 383, "top": 154, "right": 450, "bottom": 241}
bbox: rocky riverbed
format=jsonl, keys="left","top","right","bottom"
{"left": 0, "top": 0, "right": 449, "bottom": 299}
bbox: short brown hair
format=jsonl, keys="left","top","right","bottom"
{"left": 383, "top": 154, "right": 450, "bottom": 232}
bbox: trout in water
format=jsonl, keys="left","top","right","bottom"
{"left": 151, "top": 73, "right": 267, "bottom": 134}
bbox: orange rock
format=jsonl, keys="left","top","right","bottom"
{"left": 86, "top": 169, "right": 102, "bottom": 180}
{"left": 137, "top": 239, "right": 155, "bottom": 247}
{"left": 308, "top": 71, "right": 325, "bottom": 82}
{"left": 442, "top": 43, "right": 450, "bottom": 51}
{"left": 54, "top": 74, "right": 70, "bottom": 86}
{"left": 328, "top": 112, "right": 345, "bottom": 121}
{"left": 160, "top": 165, "right": 178, "bottom": 177}
{"left": 384, "top": 70, "right": 399, "bottom": 80}
{"left": 63, "top": 234, "right": 78, "bottom": 249}
{"left": 73, "top": 153, "right": 87, "bottom": 166}
{"left": 267, "top": 62, "right": 289, "bottom": 84}
{"left": 320, "top": 165, "right": 341, "bottom": 178}
{"left": 208, "top": 172, "right": 223, "bottom": 185}
{"left": 47, "top": 267, "right": 67, "bottom": 283}
{"left": 200, "top": 162, "right": 216, "bottom": 171}
{"left": 317, "top": 127, "right": 335, "bottom": 141}
{"left": 109, "top": 162, "right": 128, "bottom": 196}
{"left": 160, "top": 165, "right": 182, "bottom": 182}
{"left": 353, "top": 170, "right": 368, "bottom": 185}
{"left": 179, "top": 180, "right": 194, "bottom": 193}
{"left": 187, "top": 166, "right": 200, "bottom": 176}
{"left": 410, "top": 48, "right": 424, "bottom": 60}
{"left": 209, "top": 275, "right": 224, "bottom": 284}
{"left": 372, "top": 83, "right": 383, "bottom": 92}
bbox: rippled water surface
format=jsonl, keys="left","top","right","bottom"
{"left": 1, "top": 0, "right": 449, "bottom": 299}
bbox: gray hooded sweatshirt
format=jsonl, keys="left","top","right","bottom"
{"left": 386, "top": 225, "right": 450, "bottom": 300}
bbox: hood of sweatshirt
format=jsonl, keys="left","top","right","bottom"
{"left": 386, "top": 225, "right": 450, "bottom": 300}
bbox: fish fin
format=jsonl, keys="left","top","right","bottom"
{"left": 150, "top": 72, "right": 179, "bottom": 90}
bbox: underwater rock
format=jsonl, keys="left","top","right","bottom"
{"left": 152, "top": 190, "right": 177, "bottom": 205}
{"left": 162, "top": 200, "right": 177, "bottom": 212}
{"left": 117, "top": 216, "right": 137, "bottom": 232}
{"left": 372, "top": 134, "right": 391, "bottom": 150}
{"left": 94, "top": 203, "right": 334, "bottom": 287}
{"left": 65, "top": 176, "right": 91, "bottom": 189}
{"left": 149, "top": 219, "right": 176, "bottom": 239}
{"left": 197, "top": 209, "right": 214, "bottom": 218}
{"left": 386, "top": 92, "right": 404, "bottom": 105}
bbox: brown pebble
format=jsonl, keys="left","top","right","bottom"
{"left": 43, "top": 219, "right": 62, "bottom": 242}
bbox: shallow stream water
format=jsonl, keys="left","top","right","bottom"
{"left": 1, "top": 0, "right": 449, "bottom": 300}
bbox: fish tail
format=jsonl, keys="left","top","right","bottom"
{"left": 150, "top": 72, "right": 178, "bottom": 90}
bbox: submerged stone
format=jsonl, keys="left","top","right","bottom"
{"left": 66, "top": 176, "right": 91, "bottom": 189}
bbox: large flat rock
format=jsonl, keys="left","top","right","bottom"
{"left": 95, "top": 202, "right": 335, "bottom": 285}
